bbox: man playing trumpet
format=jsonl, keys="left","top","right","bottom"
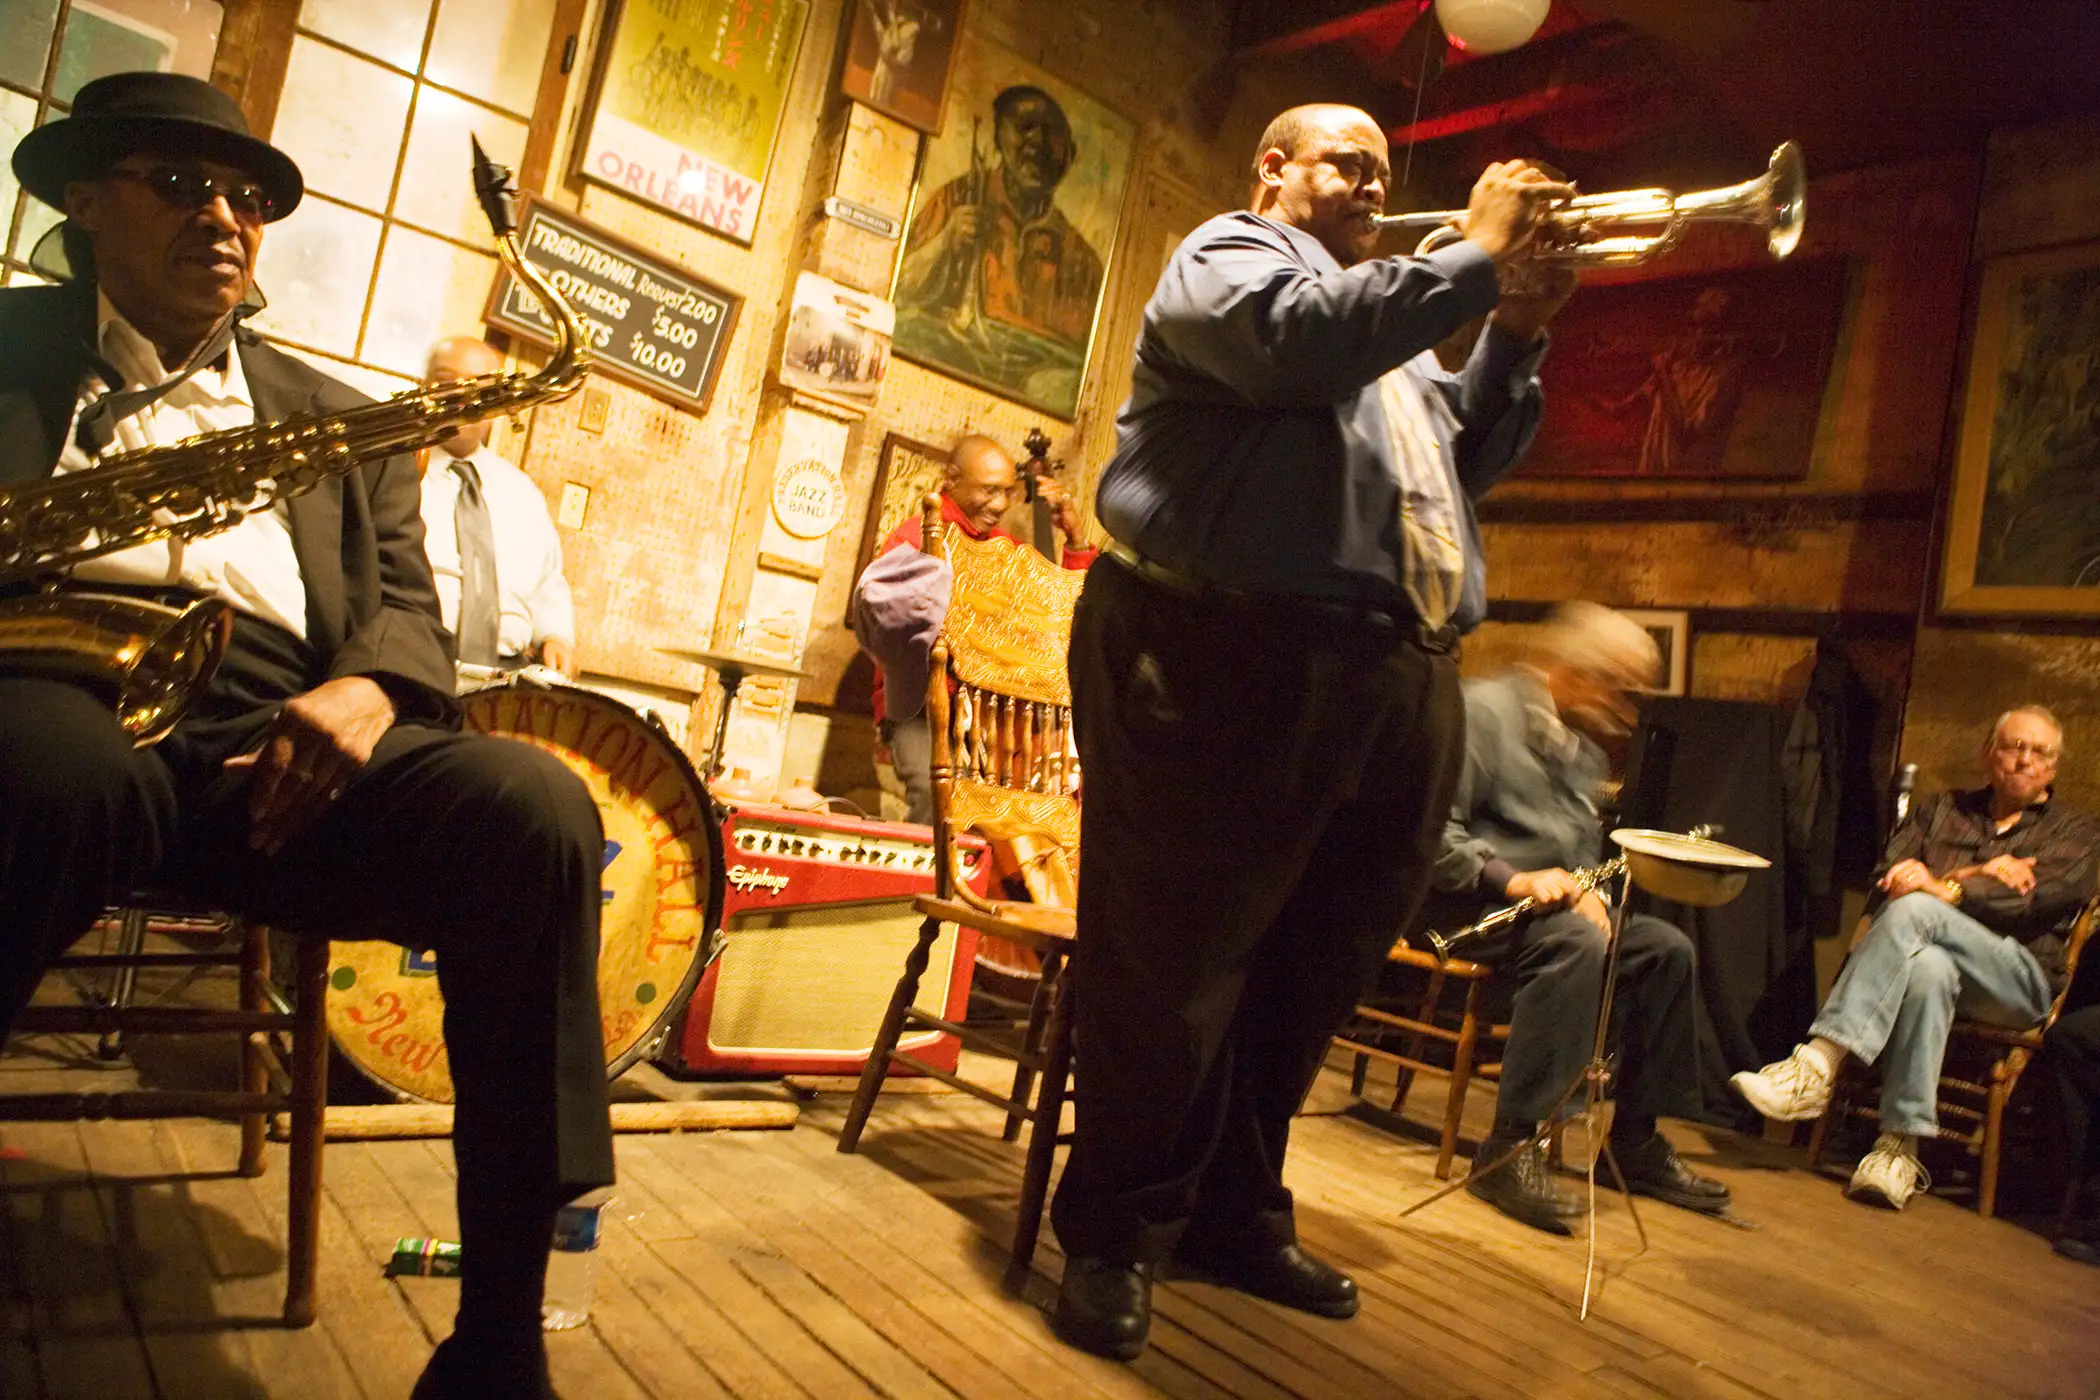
{"left": 1429, "top": 603, "right": 1730, "bottom": 1232}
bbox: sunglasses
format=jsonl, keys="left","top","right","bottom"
{"left": 107, "top": 165, "right": 276, "bottom": 223}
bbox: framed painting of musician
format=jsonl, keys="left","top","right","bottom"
{"left": 839, "top": 0, "right": 965, "bottom": 135}
{"left": 1937, "top": 240, "right": 2100, "bottom": 618}
{"left": 1513, "top": 256, "right": 1851, "bottom": 480}
{"left": 889, "top": 35, "right": 1134, "bottom": 420}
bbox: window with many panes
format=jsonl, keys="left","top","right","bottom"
{"left": 0, "top": 0, "right": 225, "bottom": 286}
{"left": 256, "top": 0, "right": 559, "bottom": 383}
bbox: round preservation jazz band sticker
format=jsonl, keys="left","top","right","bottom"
{"left": 771, "top": 458, "right": 846, "bottom": 539}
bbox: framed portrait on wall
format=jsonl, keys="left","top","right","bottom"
{"left": 839, "top": 0, "right": 964, "bottom": 134}
{"left": 1516, "top": 257, "right": 1850, "bottom": 480}
{"left": 889, "top": 35, "right": 1134, "bottom": 420}
{"left": 1938, "top": 240, "right": 2100, "bottom": 618}
{"left": 854, "top": 432, "right": 950, "bottom": 580}
{"left": 574, "top": 0, "right": 810, "bottom": 245}
{"left": 1621, "top": 609, "right": 1690, "bottom": 697}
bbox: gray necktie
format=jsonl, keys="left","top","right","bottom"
{"left": 449, "top": 456, "right": 501, "bottom": 665}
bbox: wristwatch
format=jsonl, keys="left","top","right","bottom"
{"left": 1942, "top": 877, "right": 1965, "bottom": 906}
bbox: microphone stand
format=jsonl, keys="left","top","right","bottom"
{"left": 1398, "top": 862, "right": 1649, "bottom": 1321}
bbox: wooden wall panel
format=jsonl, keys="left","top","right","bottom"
{"left": 1690, "top": 633, "right": 1816, "bottom": 706}
{"left": 1480, "top": 517, "right": 1930, "bottom": 614}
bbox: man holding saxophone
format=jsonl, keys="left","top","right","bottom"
{"left": 1429, "top": 603, "right": 1729, "bottom": 1233}
{"left": 0, "top": 74, "right": 608, "bottom": 1400}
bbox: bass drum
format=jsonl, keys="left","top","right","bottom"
{"left": 325, "top": 682, "right": 727, "bottom": 1104}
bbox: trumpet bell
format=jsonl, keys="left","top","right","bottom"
{"left": 1610, "top": 828, "right": 1770, "bottom": 907}
{"left": 1679, "top": 140, "right": 1806, "bottom": 262}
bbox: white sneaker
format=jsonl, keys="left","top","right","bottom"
{"left": 1730, "top": 1048, "right": 1832, "bottom": 1122}
{"left": 1847, "top": 1133, "right": 1929, "bottom": 1210}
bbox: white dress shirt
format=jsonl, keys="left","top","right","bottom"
{"left": 56, "top": 293, "right": 309, "bottom": 638}
{"left": 419, "top": 444, "right": 574, "bottom": 658}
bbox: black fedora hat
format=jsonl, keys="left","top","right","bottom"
{"left": 12, "top": 71, "right": 303, "bottom": 221}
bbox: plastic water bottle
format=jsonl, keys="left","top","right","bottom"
{"left": 541, "top": 1189, "right": 611, "bottom": 1331}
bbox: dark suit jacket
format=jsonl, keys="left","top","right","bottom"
{"left": 0, "top": 280, "right": 457, "bottom": 719}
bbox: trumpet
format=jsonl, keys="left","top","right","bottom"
{"left": 1377, "top": 141, "right": 1805, "bottom": 269}
{"left": 1421, "top": 824, "right": 1718, "bottom": 961}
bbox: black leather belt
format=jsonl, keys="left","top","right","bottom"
{"left": 1101, "top": 541, "right": 1460, "bottom": 655}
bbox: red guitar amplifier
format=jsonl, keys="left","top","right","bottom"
{"left": 659, "top": 802, "right": 990, "bottom": 1076}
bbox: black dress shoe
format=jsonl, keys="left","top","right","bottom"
{"left": 1174, "top": 1237, "right": 1359, "bottom": 1319}
{"left": 2052, "top": 1236, "right": 2100, "bottom": 1267}
{"left": 1611, "top": 1132, "right": 1731, "bottom": 1214}
{"left": 1053, "top": 1257, "right": 1153, "bottom": 1361}
{"left": 411, "top": 1335, "right": 560, "bottom": 1400}
{"left": 1466, "top": 1132, "right": 1574, "bottom": 1236}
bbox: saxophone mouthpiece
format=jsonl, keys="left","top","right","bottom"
{"left": 471, "top": 135, "right": 519, "bottom": 237}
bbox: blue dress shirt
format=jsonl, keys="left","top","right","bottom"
{"left": 1094, "top": 211, "right": 1546, "bottom": 632}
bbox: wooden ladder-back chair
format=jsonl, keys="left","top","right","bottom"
{"left": 1, "top": 892, "right": 330, "bottom": 1324}
{"left": 1335, "top": 940, "right": 1512, "bottom": 1180}
{"left": 838, "top": 494, "right": 1087, "bottom": 1276}
{"left": 1807, "top": 893, "right": 2100, "bottom": 1217}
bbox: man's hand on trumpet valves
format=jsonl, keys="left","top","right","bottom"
{"left": 1459, "top": 160, "right": 1575, "bottom": 263}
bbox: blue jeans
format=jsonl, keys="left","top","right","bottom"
{"left": 1810, "top": 893, "right": 2053, "bottom": 1137}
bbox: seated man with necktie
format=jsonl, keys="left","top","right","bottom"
{"left": 419, "top": 336, "right": 578, "bottom": 678}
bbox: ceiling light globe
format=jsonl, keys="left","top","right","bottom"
{"left": 1434, "top": 0, "right": 1551, "bottom": 54}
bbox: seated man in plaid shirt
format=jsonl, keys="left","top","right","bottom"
{"left": 1734, "top": 705, "right": 2098, "bottom": 1209}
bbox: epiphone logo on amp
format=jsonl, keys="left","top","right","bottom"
{"left": 727, "top": 865, "right": 791, "bottom": 895}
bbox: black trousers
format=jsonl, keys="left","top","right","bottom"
{"left": 1050, "top": 557, "right": 1464, "bottom": 1263}
{"left": 2048, "top": 1004, "right": 2100, "bottom": 1176}
{"left": 1448, "top": 907, "right": 1704, "bottom": 1131}
{"left": 0, "top": 619, "right": 615, "bottom": 1330}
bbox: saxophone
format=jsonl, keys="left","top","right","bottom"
{"left": 0, "top": 140, "right": 590, "bottom": 744}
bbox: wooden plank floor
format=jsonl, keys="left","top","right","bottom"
{"left": 5, "top": 1019, "right": 2100, "bottom": 1400}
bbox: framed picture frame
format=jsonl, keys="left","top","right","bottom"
{"left": 1621, "top": 609, "right": 1690, "bottom": 697}
{"left": 1516, "top": 257, "right": 1850, "bottom": 480}
{"left": 839, "top": 0, "right": 964, "bottom": 135}
{"left": 889, "top": 35, "right": 1135, "bottom": 420}
{"left": 483, "top": 195, "right": 743, "bottom": 414}
{"left": 573, "top": 0, "right": 811, "bottom": 246}
{"left": 1938, "top": 239, "right": 2100, "bottom": 618}
{"left": 854, "top": 432, "right": 949, "bottom": 580}
{"left": 779, "top": 271, "right": 894, "bottom": 409}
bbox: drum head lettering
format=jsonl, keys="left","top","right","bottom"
{"left": 325, "top": 685, "right": 726, "bottom": 1103}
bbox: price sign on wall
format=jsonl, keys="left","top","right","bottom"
{"left": 485, "top": 196, "right": 742, "bottom": 413}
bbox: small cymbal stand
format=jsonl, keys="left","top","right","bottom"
{"left": 1398, "top": 862, "right": 1648, "bottom": 1320}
